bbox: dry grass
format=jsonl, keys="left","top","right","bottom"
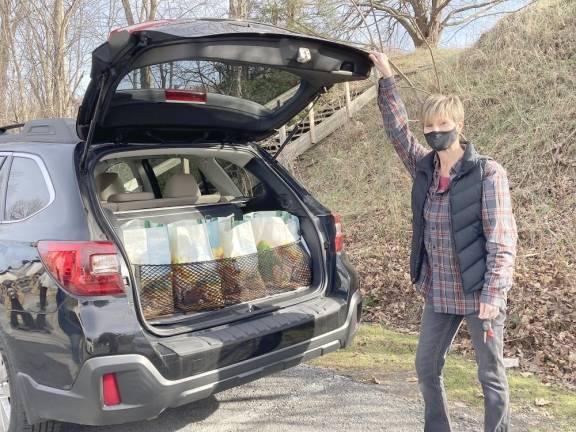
{"left": 292, "top": 0, "right": 576, "bottom": 384}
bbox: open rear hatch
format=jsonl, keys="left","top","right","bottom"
{"left": 76, "top": 18, "right": 372, "bottom": 162}
{"left": 79, "top": 18, "right": 370, "bottom": 332}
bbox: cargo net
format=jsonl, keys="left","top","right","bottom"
{"left": 135, "top": 241, "right": 312, "bottom": 319}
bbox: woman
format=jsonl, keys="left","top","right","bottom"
{"left": 369, "top": 51, "right": 518, "bottom": 432}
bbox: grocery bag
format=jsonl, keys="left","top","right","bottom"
{"left": 205, "top": 217, "right": 224, "bottom": 259}
{"left": 167, "top": 220, "right": 213, "bottom": 263}
{"left": 120, "top": 220, "right": 171, "bottom": 265}
{"left": 244, "top": 212, "right": 310, "bottom": 291}
{"left": 258, "top": 241, "right": 312, "bottom": 291}
{"left": 120, "top": 221, "right": 174, "bottom": 319}
{"left": 250, "top": 216, "right": 298, "bottom": 250}
{"left": 219, "top": 220, "right": 266, "bottom": 302}
{"left": 244, "top": 211, "right": 301, "bottom": 243}
{"left": 167, "top": 219, "right": 225, "bottom": 312}
{"left": 221, "top": 220, "right": 258, "bottom": 258}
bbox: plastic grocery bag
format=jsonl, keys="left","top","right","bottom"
{"left": 205, "top": 217, "right": 224, "bottom": 259}
{"left": 120, "top": 220, "right": 174, "bottom": 319}
{"left": 250, "top": 216, "right": 298, "bottom": 251}
{"left": 243, "top": 212, "right": 311, "bottom": 291}
{"left": 244, "top": 211, "right": 301, "bottom": 243}
{"left": 167, "top": 219, "right": 225, "bottom": 312}
{"left": 120, "top": 220, "right": 171, "bottom": 265}
{"left": 258, "top": 241, "right": 312, "bottom": 291}
{"left": 167, "top": 220, "right": 213, "bottom": 264}
{"left": 221, "top": 220, "right": 258, "bottom": 258}
{"left": 218, "top": 219, "right": 266, "bottom": 302}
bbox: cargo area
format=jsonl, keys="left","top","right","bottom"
{"left": 93, "top": 146, "right": 324, "bottom": 328}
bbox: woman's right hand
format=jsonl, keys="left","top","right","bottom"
{"left": 369, "top": 51, "right": 394, "bottom": 79}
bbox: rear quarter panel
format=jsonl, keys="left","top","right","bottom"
{"left": 0, "top": 143, "right": 135, "bottom": 389}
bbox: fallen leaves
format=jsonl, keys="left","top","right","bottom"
{"left": 342, "top": 222, "right": 576, "bottom": 386}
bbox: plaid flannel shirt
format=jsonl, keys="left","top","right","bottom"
{"left": 377, "top": 76, "right": 517, "bottom": 315}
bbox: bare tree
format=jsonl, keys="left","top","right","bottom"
{"left": 121, "top": 0, "right": 159, "bottom": 88}
{"left": 228, "top": 0, "right": 251, "bottom": 97}
{"left": 0, "top": 0, "right": 24, "bottom": 123}
{"left": 344, "top": 0, "right": 530, "bottom": 48}
{"left": 17, "top": 0, "right": 88, "bottom": 118}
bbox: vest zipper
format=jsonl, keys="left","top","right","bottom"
{"left": 448, "top": 176, "right": 465, "bottom": 288}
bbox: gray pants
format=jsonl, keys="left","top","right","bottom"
{"left": 415, "top": 302, "right": 510, "bottom": 432}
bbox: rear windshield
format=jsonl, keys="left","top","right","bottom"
{"left": 98, "top": 154, "right": 264, "bottom": 201}
{"left": 116, "top": 60, "right": 300, "bottom": 109}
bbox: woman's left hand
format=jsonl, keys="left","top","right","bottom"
{"left": 479, "top": 302, "right": 499, "bottom": 320}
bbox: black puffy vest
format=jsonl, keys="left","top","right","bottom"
{"left": 410, "top": 141, "right": 488, "bottom": 294}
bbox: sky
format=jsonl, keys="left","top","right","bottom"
{"left": 354, "top": 0, "right": 533, "bottom": 51}
{"left": 439, "top": 0, "right": 532, "bottom": 48}
{"left": 76, "top": 0, "right": 533, "bottom": 93}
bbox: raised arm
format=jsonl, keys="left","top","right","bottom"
{"left": 369, "top": 52, "right": 430, "bottom": 179}
{"left": 480, "top": 160, "right": 518, "bottom": 310}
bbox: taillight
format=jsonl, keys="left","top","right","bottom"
{"left": 333, "top": 214, "right": 344, "bottom": 252}
{"left": 102, "top": 373, "right": 121, "bottom": 406}
{"left": 165, "top": 89, "right": 207, "bottom": 104}
{"left": 37, "top": 241, "right": 125, "bottom": 296}
{"left": 108, "top": 19, "right": 174, "bottom": 39}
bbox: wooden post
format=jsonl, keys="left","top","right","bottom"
{"left": 344, "top": 81, "right": 352, "bottom": 119}
{"left": 372, "top": 66, "right": 380, "bottom": 86}
{"left": 308, "top": 102, "right": 316, "bottom": 144}
{"left": 278, "top": 125, "right": 287, "bottom": 150}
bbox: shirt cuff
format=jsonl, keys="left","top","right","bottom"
{"left": 480, "top": 289, "right": 507, "bottom": 310}
{"left": 378, "top": 76, "right": 396, "bottom": 91}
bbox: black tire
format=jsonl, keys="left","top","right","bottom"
{"left": 0, "top": 336, "right": 61, "bottom": 432}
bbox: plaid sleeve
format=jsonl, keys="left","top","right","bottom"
{"left": 480, "top": 160, "right": 518, "bottom": 308}
{"left": 377, "top": 76, "right": 430, "bottom": 179}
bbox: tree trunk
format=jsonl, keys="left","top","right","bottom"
{"left": 0, "top": 0, "right": 15, "bottom": 122}
{"left": 52, "top": 0, "right": 67, "bottom": 116}
{"left": 121, "top": 0, "right": 158, "bottom": 89}
{"left": 229, "top": 0, "right": 249, "bottom": 97}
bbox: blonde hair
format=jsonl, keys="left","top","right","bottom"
{"left": 421, "top": 94, "right": 465, "bottom": 126}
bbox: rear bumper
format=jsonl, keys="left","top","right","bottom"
{"left": 18, "top": 290, "right": 362, "bottom": 426}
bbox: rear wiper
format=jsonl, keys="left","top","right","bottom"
{"left": 272, "top": 88, "right": 326, "bottom": 161}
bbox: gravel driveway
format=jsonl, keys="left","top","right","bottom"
{"left": 61, "top": 364, "right": 485, "bottom": 432}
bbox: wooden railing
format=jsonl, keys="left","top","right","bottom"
{"left": 263, "top": 65, "right": 429, "bottom": 164}
{"left": 262, "top": 68, "right": 380, "bottom": 163}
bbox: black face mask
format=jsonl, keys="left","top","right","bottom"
{"left": 424, "top": 128, "right": 458, "bottom": 151}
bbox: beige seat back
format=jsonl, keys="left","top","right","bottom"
{"left": 101, "top": 173, "right": 222, "bottom": 212}
{"left": 95, "top": 172, "right": 125, "bottom": 201}
{"left": 163, "top": 173, "right": 221, "bottom": 204}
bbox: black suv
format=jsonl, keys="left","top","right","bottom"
{"left": 0, "top": 19, "right": 367, "bottom": 431}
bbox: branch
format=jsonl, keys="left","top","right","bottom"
{"left": 442, "top": 0, "right": 506, "bottom": 25}
{"left": 348, "top": 0, "right": 424, "bottom": 103}
{"left": 121, "top": 0, "right": 135, "bottom": 25}
{"left": 445, "top": 0, "right": 537, "bottom": 27}
{"left": 358, "top": 1, "right": 415, "bottom": 33}
{"left": 399, "top": 1, "right": 441, "bottom": 92}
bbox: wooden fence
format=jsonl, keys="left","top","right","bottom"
{"left": 262, "top": 65, "right": 428, "bottom": 164}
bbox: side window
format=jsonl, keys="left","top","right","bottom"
{"left": 217, "top": 159, "right": 263, "bottom": 198}
{"left": 105, "top": 161, "right": 142, "bottom": 192}
{"left": 5, "top": 156, "right": 52, "bottom": 221}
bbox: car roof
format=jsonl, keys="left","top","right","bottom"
{"left": 0, "top": 118, "right": 80, "bottom": 145}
